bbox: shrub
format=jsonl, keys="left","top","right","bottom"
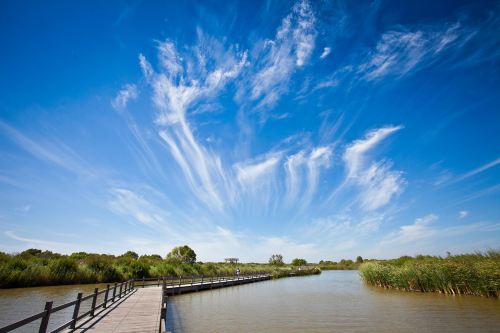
{"left": 166, "top": 246, "right": 196, "bottom": 264}
{"left": 291, "top": 258, "right": 307, "bottom": 266}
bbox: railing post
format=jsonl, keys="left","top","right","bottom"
{"left": 201, "top": 275, "right": 204, "bottom": 284}
{"left": 112, "top": 282, "right": 118, "bottom": 303}
{"left": 191, "top": 275, "right": 194, "bottom": 285}
{"left": 158, "top": 277, "right": 160, "bottom": 286}
{"left": 103, "top": 284, "right": 110, "bottom": 308}
{"left": 38, "top": 301, "right": 52, "bottom": 333}
{"left": 90, "top": 288, "right": 98, "bottom": 317}
{"left": 70, "top": 292, "right": 82, "bottom": 329}
{"left": 178, "top": 276, "right": 182, "bottom": 287}
{"left": 142, "top": 277, "right": 145, "bottom": 288}
{"left": 119, "top": 282, "right": 123, "bottom": 298}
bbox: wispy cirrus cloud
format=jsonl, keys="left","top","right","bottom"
{"left": 343, "top": 125, "right": 405, "bottom": 210}
{"left": 357, "top": 23, "right": 465, "bottom": 81}
{"left": 0, "top": 121, "right": 96, "bottom": 180}
{"left": 235, "top": 153, "right": 282, "bottom": 189}
{"left": 381, "top": 214, "right": 500, "bottom": 247}
{"left": 458, "top": 210, "right": 469, "bottom": 219}
{"left": 320, "top": 47, "right": 331, "bottom": 59}
{"left": 139, "top": 31, "right": 248, "bottom": 212}
{"left": 5, "top": 231, "right": 73, "bottom": 251}
{"left": 243, "top": 0, "right": 316, "bottom": 110}
{"left": 381, "top": 214, "right": 438, "bottom": 245}
{"left": 448, "top": 157, "right": 500, "bottom": 185}
{"left": 284, "top": 146, "right": 332, "bottom": 208}
{"left": 111, "top": 84, "right": 138, "bottom": 111}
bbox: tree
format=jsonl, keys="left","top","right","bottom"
{"left": 20, "top": 248, "right": 42, "bottom": 257}
{"left": 269, "top": 254, "right": 284, "bottom": 266}
{"left": 291, "top": 258, "right": 307, "bottom": 266}
{"left": 121, "top": 251, "right": 139, "bottom": 260}
{"left": 356, "top": 256, "right": 363, "bottom": 263}
{"left": 166, "top": 245, "right": 196, "bottom": 264}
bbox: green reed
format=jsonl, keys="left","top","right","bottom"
{"left": 359, "top": 251, "right": 500, "bottom": 297}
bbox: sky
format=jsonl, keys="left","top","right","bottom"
{"left": 0, "top": 0, "right": 499, "bottom": 262}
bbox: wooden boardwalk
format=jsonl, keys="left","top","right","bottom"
{"left": 68, "top": 287, "right": 163, "bottom": 333}
{"left": 69, "top": 275, "right": 271, "bottom": 332}
{"left": 0, "top": 274, "right": 270, "bottom": 333}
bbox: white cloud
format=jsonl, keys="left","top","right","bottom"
{"left": 358, "top": 162, "right": 404, "bottom": 210}
{"left": 381, "top": 214, "right": 438, "bottom": 245}
{"left": 356, "top": 215, "right": 383, "bottom": 234}
{"left": 111, "top": 84, "right": 138, "bottom": 111}
{"left": 344, "top": 125, "right": 402, "bottom": 178}
{"left": 108, "top": 188, "right": 178, "bottom": 236}
{"left": 5, "top": 231, "right": 73, "bottom": 251}
{"left": 140, "top": 32, "right": 247, "bottom": 211}
{"left": 458, "top": 210, "right": 469, "bottom": 219}
{"left": 448, "top": 157, "right": 500, "bottom": 184}
{"left": 320, "top": 47, "right": 331, "bottom": 59}
{"left": 314, "top": 78, "right": 338, "bottom": 90}
{"left": 358, "top": 23, "right": 463, "bottom": 81}
{"left": 381, "top": 214, "right": 500, "bottom": 247}
{"left": 343, "top": 126, "right": 404, "bottom": 210}
{"left": 235, "top": 153, "right": 281, "bottom": 187}
{"left": 0, "top": 121, "right": 96, "bottom": 180}
{"left": 283, "top": 146, "right": 332, "bottom": 208}
{"left": 247, "top": 0, "right": 316, "bottom": 109}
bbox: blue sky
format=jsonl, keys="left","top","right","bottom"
{"left": 0, "top": 0, "right": 499, "bottom": 262}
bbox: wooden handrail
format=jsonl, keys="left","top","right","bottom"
{"left": 0, "top": 278, "right": 135, "bottom": 333}
{"left": 0, "top": 274, "right": 271, "bottom": 333}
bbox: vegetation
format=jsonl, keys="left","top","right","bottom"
{"left": 318, "top": 259, "right": 361, "bottom": 270}
{"left": 359, "top": 251, "right": 500, "bottom": 298}
{"left": 268, "top": 254, "right": 284, "bottom": 266}
{"left": 166, "top": 245, "right": 196, "bottom": 264}
{"left": 291, "top": 258, "right": 307, "bottom": 266}
{"left": 0, "top": 248, "right": 321, "bottom": 288}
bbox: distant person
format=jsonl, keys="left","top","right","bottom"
{"left": 236, "top": 268, "right": 240, "bottom": 276}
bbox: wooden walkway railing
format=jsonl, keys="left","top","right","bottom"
{"left": 0, "top": 273, "right": 271, "bottom": 333}
{"left": 0, "top": 279, "right": 135, "bottom": 333}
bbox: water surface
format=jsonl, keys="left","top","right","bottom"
{"left": 1, "top": 272, "right": 499, "bottom": 332}
{"left": 166, "top": 271, "right": 500, "bottom": 333}
{"left": 0, "top": 283, "right": 108, "bottom": 332}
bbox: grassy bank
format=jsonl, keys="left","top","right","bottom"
{"left": 359, "top": 251, "right": 500, "bottom": 298}
{"left": 0, "top": 249, "right": 320, "bottom": 288}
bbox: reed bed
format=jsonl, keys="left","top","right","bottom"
{"left": 0, "top": 250, "right": 320, "bottom": 288}
{"left": 359, "top": 251, "right": 500, "bottom": 298}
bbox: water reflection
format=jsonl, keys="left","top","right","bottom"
{"left": 166, "top": 271, "right": 500, "bottom": 333}
{"left": 0, "top": 283, "right": 107, "bottom": 332}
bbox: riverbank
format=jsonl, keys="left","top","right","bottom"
{"left": 359, "top": 251, "right": 500, "bottom": 298}
{"left": 0, "top": 249, "right": 320, "bottom": 288}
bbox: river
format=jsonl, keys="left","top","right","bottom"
{"left": 0, "top": 271, "right": 499, "bottom": 332}
{"left": 166, "top": 271, "right": 500, "bottom": 332}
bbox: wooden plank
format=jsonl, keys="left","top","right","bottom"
{"left": 68, "top": 287, "right": 162, "bottom": 333}
{"left": 65, "top": 275, "right": 270, "bottom": 333}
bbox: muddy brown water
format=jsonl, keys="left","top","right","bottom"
{"left": 1, "top": 271, "right": 499, "bottom": 332}
{"left": 165, "top": 271, "right": 500, "bottom": 333}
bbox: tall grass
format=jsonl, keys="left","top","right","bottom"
{"left": 359, "top": 251, "right": 500, "bottom": 298}
{"left": 0, "top": 250, "right": 321, "bottom": 288}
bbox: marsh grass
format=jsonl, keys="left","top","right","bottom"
{"left": 0, "top": 250, "right": 320, "bottom": 288}
{"left": 359, "top": 251, "right": 500, "bottom": 297}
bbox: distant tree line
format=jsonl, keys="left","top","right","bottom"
{"left": 0, "top": 247, "right": 321, "bottom": 288}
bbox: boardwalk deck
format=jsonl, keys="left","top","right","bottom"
{"left": 0, "top": 274, "right": 271, "bottom": 333}
{"left": 67, "top": 287, "right": 162, "bottom": 333}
